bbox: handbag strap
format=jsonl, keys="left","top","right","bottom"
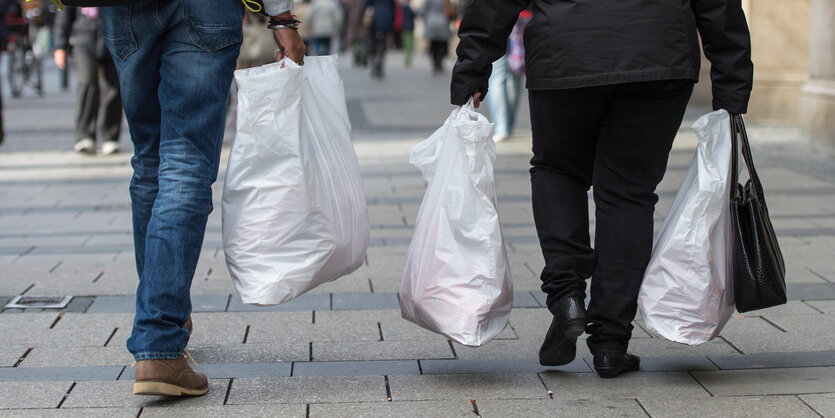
{"left": 730, "top": 114, "right": 763, "bottom": 202}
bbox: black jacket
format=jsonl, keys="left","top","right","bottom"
{"left": 451, "top": 0, "right": 754, "bottom": 114}
{"left": 54, "top": 6, "right": 107, "bottom": 58}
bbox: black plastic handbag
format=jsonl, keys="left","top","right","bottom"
{"left": 730, "top": 114, "right": 787, "bottom": 313}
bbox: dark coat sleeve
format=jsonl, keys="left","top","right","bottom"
{"left": 53, "top": 6, "right": 77, "bottom": 51}
{"left": 450, "top": 0, "right": 529, "bottom": 105}
{"left": 692, "top": 0, "right": 754, "bottom": 114}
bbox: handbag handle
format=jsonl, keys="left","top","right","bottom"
{"left": 730, "top": 114, "right": 764, "bottom": 203}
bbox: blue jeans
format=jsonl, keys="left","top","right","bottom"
{"left": 486, "top": 55, "right": 523, "bottom": 139}
{"left": 101, "top": 0, "right": 242, "bottom": 361}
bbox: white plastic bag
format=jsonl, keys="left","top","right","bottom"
{"left": 400, "top": 102, "right": 513, "bottom": 347}
{"left": 638, "top": 110, "right": 735, "bottom": 345}
{"left": 223, "top": 56, "right": 369, "bottom": 306}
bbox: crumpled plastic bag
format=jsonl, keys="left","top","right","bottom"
{"left": 223, "top": 56, "right": 369, "bottom": 306}
{"left": 638, "top": 110, "right": 735, "bottom": 345}
{"left": 400, "top": 102, "right": 513, "bottom": 347}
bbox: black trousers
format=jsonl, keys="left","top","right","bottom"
{"left": 75, "top": 49, "right": 122, "bottom": 143}
{"left": 369, "top": 31, "right": 388, "bottom": 79}
{"left": 529, "top": 79, "right": 694, "bottom": 356}
{"left": 429, "top": 40, "right": 448, "bottom": 73}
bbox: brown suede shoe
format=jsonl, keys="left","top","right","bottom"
{"left": 133, "top": 356, "right": 208, "bottom": 396}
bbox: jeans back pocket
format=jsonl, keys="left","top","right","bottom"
{"left": 181, "top": 0, "right": 244, "bottom": 52}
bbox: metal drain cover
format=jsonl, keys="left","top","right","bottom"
{"left": 5, "top": 296, "right": 73, "bottom": 309}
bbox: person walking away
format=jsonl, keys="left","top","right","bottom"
{"left": 363, "top": 0, "right": 394, "bottom": 79}
{"left": 342, "top": 0, "right": 367, "bottom": 66}
{"left": 451, "top": 0, "right": 752, "bottom": 377}
{"left": 306, "top": 0, "right": 343, "bottom": 55}
{"left": 0, "top": 0, "right": 11, "bottom": 147}
{"left": 486, "top": 10, "right": 530, "bottom": 142}
{"left": 399, "top": 0, "right": 415, "bottom": 68}
{"left": 422, "top": 0, "right": 452, "bottom": 75}
{"left": 54, "top": 6, "right": 122, "bottom": 155}
{"left": 66, "top": 0, "right": 306, "bottom": 397}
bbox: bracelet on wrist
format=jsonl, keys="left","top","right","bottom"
{"left": 267, "top": 17, "right": 301, "bottom": 30}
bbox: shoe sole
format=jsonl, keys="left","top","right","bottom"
{"left": 596, "top": 361, "right": 641, "bottom": 379}
{"left": 133, "top": 381, "right": 209, "bottom": 396}
{"left": 539, "top": 318, "right": 588, "bottom": 366}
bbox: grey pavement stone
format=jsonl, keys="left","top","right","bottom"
{"left": 294, "top": 360, "right": 420, "bottom": 376}
{"left": 640, "top": 396, "right": 819, "bottom": 418}
{"left": 307, "top": 274, "right": 373, "bottom": 294}
{"left": 21, "top": 347, "right": 131, "bottom": 368}
{"left": 720, "top": 315, "right": 835, "bottom": 353}
{"left": 312, "top": 340, "right": 454, "bottom": 361}
{"left": 421, "top": 358, "right": 591, "bottom": 375}
{"left": 0, "top": 366, "right": 123, "bottom": 382}
{"left": 141, "top": 405, "right": 307, "bottom": 418}
{"left": 512, "top": 291, "right": 542, "bottom": 308}
{"left": 188, "top": 343, "right": 309, "bottom": 364}
{"left": 246, "top": 311, "right": 379, "bottom": 344}
{"left": 119, "top": 362, "right": 291, "bottom": 380}
{"left": 541, "top": 372, "right": 709, "bottom": 400}
{"left": 736, "top": 300, "right": 823, "bottom": 317}
{"left": 227, "top": 376, "right": 387, "bottom": 404}
{"left": 227, "top": 294, "right": 330, "bottom": 312}
{"left": 708, "top": 350, "right": 835, "bottom": 370}
{"left": 799, "top": 394, "right": 835, "bottom": 417}
{"left": 0, "top": 346, "right": 29, "bottom": 367}
{"left": 0, "top": 408, "right": 140, "bottom": 417}
{"left": 0, "top": 381, "right": 72, "bottom": 409}
{"left": 807, "top": 300, "right": 835, "bottom": 313}
{"left": 476, "top": 399, "right": 647, "bottom": 418}
{"left": 87, "top": 294, "right": 229, "bottom": 313}
{"left": 577, "top": 338, "right": 740, "bottom": 359}
{"left": 332, "top": 293, "right": 399, "bottom": 310}
{"left": 64, "top": 296, "right": 95, "bottom": 313}
{"left": 308, "top": 400, "right": 475, "bottom": 417}
{"left": 62, "top": 379, "right": 229, "bottom": 408}
{"left": 788, "top": 282, "right": 835, "bottom": 300}
{"left": 454, "top": 340, "right": 541, "bottom": 360}
{"left": 388, "top": 373, "right": 548, "bottom": 401}
{"left": 692, "top": 367, "right": 835, "bottom": 396}
{"left": 0, "top": 312, "right": 60, "bottom": 332}
{"left": 582, "top": 356, "right": 718, "bottom": 372}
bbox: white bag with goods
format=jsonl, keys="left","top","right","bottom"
{"left": 400, "top": 102, "right": 513, "bottom": 347}
{"left": 223, "top": 56, "right": 369, "bottom": 306}
{"left": 638, "top": 110, "right": 736, "bottom": 345}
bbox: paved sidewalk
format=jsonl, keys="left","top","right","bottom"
{"left": 1, "top": 52, "right": 835, "bottom": 417}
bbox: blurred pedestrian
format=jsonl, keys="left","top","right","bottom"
{"left": 342, "top": 0, "right": 367, "bottom": 66}
{"left": 422, "top": 0, "right": 453, "bottom": 75}
{"left": 306, "top": 0, "right": 343, "bottom": 56}
{"left": 68, "top": 0, "right": 306, "bottom": 397}
{"left": 363, "top": 0, "right": 394, "bottom": 79}
{"left": 399, "top": 0, "right": 415, "bottom": 68}
{"left": 485, "top": 10, "right": 530, "bottom": 142}
{"left": 54, "top": 6, "right": 122, "bottom": 155}
{"left": 0, "top": 0, "right": 10, "bottom": 147}
{"left": 452, "top": 0, "right": 752, "bottom": 378}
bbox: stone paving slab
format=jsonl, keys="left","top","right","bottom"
{"left": 476, "top": 399, "right": 647, "bottom": 417}
{"left": 87, "top": 294, "right": 230, "bottom": 313}
{"left": 639, "top": 396, "right": 819, "bottom": 417}
{"left": 692, "top": 367, "right": 835, "bottom": 396}
{"left": 188, "top": 343, "right": 309, "bottom": 364}
{"left": 708, "top": 350, "right": 835, "bottom": 370}
{"left": 0, "top": 408, "right": 140, "bottom": 417}
{"left": 720, "top": 315, "right": 835, "bottom": 353}
{"left": 141, "top": 405, "right": 307, "bottom": 418}
{"left": 420, "top": 358, "right": 591, "bottom": 375}
{"left": 0, "top": 381, "right": 72, "bottom": 409}
{"left": 227, "top": 294, "right": 331, "bottom": 312}
{"left": 312, "top": 340, "right": 455, "bottom": 362}
{"left": 542, "top": 372, "right": 710, "bottom": 400}
{"left": 293, "top": 360, "right": 420, "bottom": 377}
{"left": 799, "top": 394, "right": 835, "bottom": 417}
{"left": 62, "top": 379, "right": 229, "bottom": 408}
{"left": 119, "top": 362, "right": 291, "bottom": 380}
{"left": 0, "top": 346, "right": 28, "bottom": 367}
{"left": 388, "top": 373, "right": 548, "bottom": 401}
{"left": 0, "top": 366, "right": 123, "bottom": 382}
{"left": 226, "top": 376, "right": 387, "bottom": 405}
{"left": 308, "top": 400, "right": 475, "bottom": 417}
{"left": 332, "top": 293, "right": 399, "bottom": 311}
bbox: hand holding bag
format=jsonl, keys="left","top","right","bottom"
{"left": 730, "top": 115, "right": 787, "bottom": 312}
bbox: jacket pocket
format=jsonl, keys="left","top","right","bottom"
{"left": 101, "top": 5, "right": 137, "bottom": 61}
{"left": 181, "top": 0, "right": 244, "bottom": 52}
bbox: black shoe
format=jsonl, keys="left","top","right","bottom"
{"left": 539, "top": 295, "right": 588, "bottom": 366}
{"left": 593, "top": 353, "right": 640, "bottom": 378}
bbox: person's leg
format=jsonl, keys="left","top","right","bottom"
{"left": 99, "top": 54, "right": 123, "bottom": 146}
{"left": 126, "top": 0, "right": 243, "bottom": 360}
{"left": 403, "top": 30, "right": 414, "bottom": 67}
{"left": 101, "top": 3, "right": 163, "bottom": 280}
{"left": 487, "top": 55, "right": 510, "bottom": 139}
{"left": 506, "top": 71, "right": 523, "bottom": 133}
{"left": 528, "top": 87, "right": 611, "bottom": 312}
{"left": 74, "top": 49, "right": 99, "bottom": 147}
{"left": 586, "top": 79, "right": 694, "bottom": 357}
{"left": 371, "top": 31, "right": 386, "bottom": 78}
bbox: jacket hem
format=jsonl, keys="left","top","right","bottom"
{"left": 526, "top": 68, "right": 700, "bottom": 91}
